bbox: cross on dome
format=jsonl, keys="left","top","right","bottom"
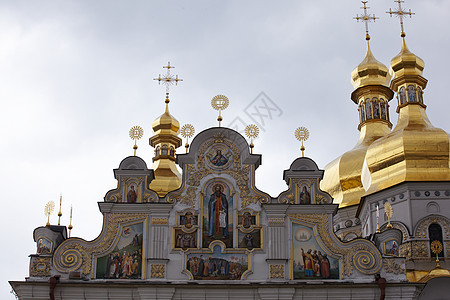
{"left": 387, "top": 0, "right": 415, "bottom": 38}
{"left": 354, "top": 1, "right": 378, "bottom": 40}
{"left": 153, "top": 62, "right": 183, "bottom": 103}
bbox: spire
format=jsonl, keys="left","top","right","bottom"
{"left": 149, "top": 63, "right": 183, "bottom": 197}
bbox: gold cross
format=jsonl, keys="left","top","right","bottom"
{"left": 387, "top": 0, "right": 415, "bottom": 37}
{"left": 354, "top": 1, "right": 378, "bottom": 40}
{"left": 153, "top": 62, "right": 183, "bottom": 101}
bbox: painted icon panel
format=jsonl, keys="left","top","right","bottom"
{"left": 175, "top": 229, "right": 197, "bottom": 249}
{"left": 202, "top": 181, "right": 233, "bottom": 248}
{"left": 186, "top": 245, "right": 248, "bottom": 280}
{"left": 292, "top": 223, "right": 339, "bottom": 279}
{"left": 238, "top": 229, "right": 261, "bottom": 250}
{"left": 96, "top": 222, "right": 144, "bottom": 279}
{"left": 238, "top": 212, "right": 256, "bottom": 229}
{"left": 37, "top": 237, "right": 52, "bottom": 254}
{"left": 384, "top": 239, "right": 399, "bottom": 256}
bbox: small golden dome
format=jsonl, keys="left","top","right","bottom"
{"left": 151, "top": 102, "right": 180, "bottom": 136}
{"left": 149, "top": 99, "right": 182, "bottom": 197}
{"left": 390, "top": 38, "right": 425, "bottom": 81}
{"left": 351, "top": 40, "right": 391, "bottom": 89}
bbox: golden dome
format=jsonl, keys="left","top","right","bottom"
{"left": 321, "top": 122, "right": 392, "bottom": 208}
{"left": 321, "top": 39, "right": 393, "bottom": 208}
{"left": 362, "top": 40, "right": 450, "bottom": 195}
{"left": 151, "top": 101, "right": 180, "bottom": 136}
{"left": 149, "top": 99, "right": 182, "bottom": 197}
{"left": 390, "top": 38, "right": 425, "bottom": 80}
{"left": 351, "top": 40, "right": 391, "bottom": 89}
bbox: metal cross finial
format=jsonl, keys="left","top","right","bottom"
{"left": 354, "top": 1, "right": 378, "bottom": 40}
{"left": 387, "top": 0, "right": 415, "bottom": 37}
{"left": 153, "top": 62, "right": 183, "bottom": 102}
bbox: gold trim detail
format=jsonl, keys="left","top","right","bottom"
{"left": 269, "top": 264, "right": 284, "bottom": 279}
{"left": 168, "top": 135, "right": 269, "bottom": 207}
{"left": 30, "top": 257, "right": 51, "bottom": 277}
{"left": 152, "top": 217, "right": 169, "bottom": 225}
{"left": 383, "top": 258, "right": 405, "bottom": 275}
{"left": 415, "top": 215, "right": 450, "bottom": 239}
{"left": 150, "top": 264, "right": 165, "bottom": 278}
{"left": 268, "top": 218, "right": 285, "bottom": 226}
{"left": 53, "top": 213, "right": 147, "bottom": 275}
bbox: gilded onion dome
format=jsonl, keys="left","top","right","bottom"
{"left": 321, "top": 38, "right": 394, "bottom": 208}
{"left": 149, "top": 98, "right": 182, "bottom": 197}
{"left": 362, "top": 38, "right": 450, "bottom": 195}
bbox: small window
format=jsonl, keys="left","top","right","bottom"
{"left": 360, "top": 103, "right": 366, "bottom": 122}
{"left": 417, "top": 87, "right": 424, "bottom": 103}
{"left": 161, "top": 145, "right": 168, "bottom": 155}
{"left": 380, "top": 99, "right": 387, "bottom": 120}
{"left": 407, "top": 85, "right": 417, "bottom": 102}
{"left": 399, "top": 87, "right": 407, "bottom": 105}
{"left": 429, "top": 223, "right": 444, "bottom": 257}
{"left": 365, "top": 99, "right": 372, "bottom": 120}
{"left": 372, "top": 98, "right": 380, "bottom": 119}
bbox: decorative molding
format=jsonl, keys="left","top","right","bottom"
{"left": 150, "top": 264, "right": 165, "bottom": 278}
{"left": 269, "top": 264, "right": 284, "bottom": 279}
{"left": 30, "top": 257, "right": 51, "bottom": 277}
{"left": 383, "top": 259, "right": 405, "bottom": 275}
{"left": 414, "top": 215, "right": 450, "bottom": 239}
{"left": 380, "top": 221, "right": 409, "bottom": 241}
{"left": 168, "top": 136, "right": 269, "bottom": 207}
{"left": 152, "top": 217, "right": 169, "bottom": 225}
{"left": 411, "top": 241, "right": 429, "bottom": 258}
{"left": 268, "top": 218, "right": 285, "bottom": 226}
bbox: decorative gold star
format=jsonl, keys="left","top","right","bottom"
{"left": 180, "top": 124, "right": 195, "bottom": 153}
{"left": 245, "top": 124, "right": 259, "bottom": 154}
{"left": 211, "top": 95, "right": 229, "bottom": 127}
{"left": 295, "top": 127, "right": 309, "bottom": 157}
{"left": 129, "top": 126, "right": 144, "bottom": 156}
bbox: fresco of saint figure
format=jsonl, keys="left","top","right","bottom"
{"left": 292, "top": 224, "right": 339, "bottom": 280}
{"left": 127, "top": 185, "right": 137, "bottom": 203}
{"left": 208, "top": 184, "right": 229, "bottom": 238}
{"left": 300, "top": 186, "right": 311, "bottom": 204}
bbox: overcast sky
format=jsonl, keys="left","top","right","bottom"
{"left": 2, "top": 0, "right": 449, "bottom": 298}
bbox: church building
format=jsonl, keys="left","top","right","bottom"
{"left": 9, "top": 1, "right": 450, "bottom": 299}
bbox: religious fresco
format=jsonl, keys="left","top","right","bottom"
{"left": 238, "top": 212, "right": 256, "bottom": 229}
{"left": 127, "top": 184, "right": 138, "bottom": 203}
{"left": 202, "top": 181, "right": 233, "bottom": 248}
{"left": 175, "top": 229, "right": 197, "bottom": 249}
{"left": 384, "top": 239, "right": 399, "bottom": 256}
{"left": 95, "top": 222, "right": 144, "bottom": 279}
{"left": 205, "top": 145, "right": 231, "bottom": 169}
{"left": 180, "top": 211, "right": 198, "bottom": 229}
{"left": 36, "top": 237, "right": 52, "bottom": 254}
{"left": 186, "top": 244, "right": 249, "bottom": 280}
{"left": 299, "top": 184, "right": 312, "bottom": 204}
{"left": 238, "top": 229, "right": 261, "bottom": 250}
{"left": 292, "top": 223, "right": 339, "bottom": 279}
